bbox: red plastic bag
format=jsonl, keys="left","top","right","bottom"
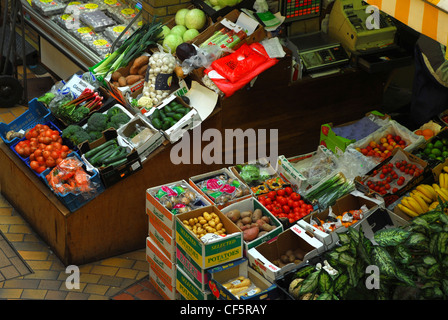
{"left": 205, "top": 42, "right": 278, "bottom": 97}
{"left": 211, "top": 43, "right": 268, "bottom": 83}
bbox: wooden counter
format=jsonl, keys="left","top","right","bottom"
{"left": 0, "top": 109, "right": 224, "bottom": 266}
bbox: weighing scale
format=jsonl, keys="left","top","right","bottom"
{"left": 288, "top": 31, "right": 350, "bottom": 73}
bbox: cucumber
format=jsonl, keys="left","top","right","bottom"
{"left": 89, "top": 144, "right": 117, "bottom": 165}
{"left": 108, "top": 158, "right": 128, "bottom": 168}
{"left": 164, "top": 117, "right": 174, "bottom": 123}
{"left": 162, "top": 121, "right": 171, "bottom": 131}
{"left": 164, "top": 105, "right": 173, "bottom": 113}
{"left": 171, "top": 104, "right": 184, "bottom": 112}
{"left": 103, "top": 150, "right": 129, "bottom": 165}
{"left": 159, "top": 109, "right": 166, "bottom": 119}
{"left": 165, "top": 112, "right": 176, "bottom": 118}
{"left": 96, "top": 147, "right": 121, "bottom": 165}
{"left": 84, "top": 139, "right": 116, "bottom": 159}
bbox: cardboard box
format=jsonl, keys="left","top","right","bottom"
{"left": 320, "top": 111, "right": 390, "bottom": 154}
{"left": 247, "top": 224, "right": 325, "bottom": 283}
{"left": 146, "top": 180, "right": 213, "bottom": 236}
{"left": 355, "top": 148, "right": 430, "bottom": 207}
{"left": 207, "top": 258, "right": 279, "bottom": 300}
{"left": 176, "top": 267, "right": 215, "bottom": 300}
{"left": 149, "top": 265, "right": 179, "bottom": 300}
{"left": 189, "top": 168, "right": 252, "bottom": 209}
{"left": 148, "top": 211, "right": 176, "bottom": 261}
{"left": 175, "top": 205, "right": 243, "bottom": 269}
{"left": 79, "top": 129, "right": 143, "bottom": 188}
{"left": 220, "top": 197, "right": 283, "bottom": 253}
{"left": 229, "top": 158, "right": 289, "bottom": 195}
{"left": 146, "top": 237, "right": 176, "bottom": 287}
{"left": 189, "top": 9, "right": 266, "bottom": 52}
{"left": 175, "top": 245, "right": 211, "bottom": 292}
{"left": 276, "top": 145, "right": 336, "bottom": 193}
{"left": 144, "top": 93, "right": 200, "bottom": 144}
{"left": 117, "top": 113, "right": 165, "bottom": 162}
{"left": 361, "top": 207, "right": 410, "bottom": 242}
{"left": 299, "top": 191, "right": 384, "bottom": 246}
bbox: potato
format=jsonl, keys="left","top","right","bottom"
{"left": 118, "top": 76, "right": 127, "bottom": 87}
{"left": 243, "top": 226, "right": 259, "bottom": 242}
{"left": 280, "top": 254, "right": 290, "bottom": 264}
{"left": 138, "top": 64, "right": 148, "bottom": 76}
{"left": 257, "top": 231, "right": 268, "bottom": 238}
{"left": 241, "top": 217, "right": 252, "bottom": 225}
{"left": 111, "top": 71, "right": 122, "bottom": 81}
{"left": 132, "top": 55, "right": 149, "bottom": 70}
{"left": 240, "top": 211, "right": 252, "bottom": 219}
{"left": 288, "top": 254, "right": 296, "bottom": 263}
{"left": 260, "top": 223, "right": 276, "bottom": 232}
{"left": 261, "top": 216, "right": 270, "bottom": 224}
{"left": 251, "top": 209, "right": 262, "bottom": 222}
{"left": 126, "top": 75, "right": 141, "bottom": 85}
{"left": 225, "top": 209, "right": 241, "bottom": 222}
{"left": 294, "top": 248, "right": 306, "bottom": 260}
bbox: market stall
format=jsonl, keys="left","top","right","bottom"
{"left": 3, "top": 0, "right": 447, "bottom": 301}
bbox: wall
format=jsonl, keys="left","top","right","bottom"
{"left": 141, "top": 0, "right": 191, "bottom": 23}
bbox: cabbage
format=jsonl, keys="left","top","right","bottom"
{"left": 217, "top": 0, "right": 241, "bottom": 7}
{"left": 175, "top": 8, "right": 189, "bottom": 26}
{"left": 183, "top": 29, "right": 199, "bottom": 42}
{"left": 184, "top": 8, "right": 206, "bottom": 30}
{"left": 163, "top": 33, "right": 183, "bottom": 53}
{"left": 170, "top": 25, "right": 187, "bottom": 37}
{"left": 209, "top": 0, "right": 219, "bottom": 5}
{"left": 158, "top": 25, "right": 171, "bottom": 39}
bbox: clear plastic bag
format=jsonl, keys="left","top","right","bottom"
{"left": 86, "top": 34, "right": 113, "bottom": 58}
{"left": 79, "top": 9, "right": 116, "bottom": 32}
{"left": 32, "top": 0, "right": 66, "bottom": 16}
{"left": 152, "top": 183, "right": 208, "bottom": 214}
{"left": 45, "top": 155, "right": 100, "bottom": 199}
{"left": 103, "top": 24, "right": 131, "bottom": 46}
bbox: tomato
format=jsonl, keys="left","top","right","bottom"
{"left": 50, "top": 151, "right": 59, "bottom": 160}
{"left": 282, "top": 205, "right": 290, "bottom": 214}
{"left": 306, "top": 204, "right": 313, "bottom": 211}
{"left": 276, "top": 189, "right": 286, "bottom": 197}
{"left": 290, "top": 192, "right": 301, "bottom": 201}
{"left": 45, "top": 157, "right": 56, "bottom": 167}
{"left": 264, "top": 197, "right": 272, "bottom": 205}
{"left": 29, "top": 160, "right": 39, "bottom": 171}
{"left": 285, "top": 186, "right": 293, "bottom": 195}
{"left": 267, "top": 191, "right": 276, "bottom": 200}
{"left": 288, "top": 218, "right": 295, "bottom": 224}
{"left": 35, "top": 165, "right": 46, "bottom": 174}
{"left": 277, "top": 196, "right": 287, "bottom": 206}
{"left": 287, "top": 199, "right": 294, "bottom": 207}
{"left": 42, "top": 150, "right": 50, "bottom": 159}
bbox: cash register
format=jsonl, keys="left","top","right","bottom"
{"left": 328, "top": 0, "right": 397, "bottom": 54}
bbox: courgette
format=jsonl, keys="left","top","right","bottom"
{"left": 108, "top": 158, "right": 128, "bottom": 168}
{"left": 103, "top": 151, "right": 129, "bottom": 165}
{"left": 96, "top": 146, "right": 122, "bottom": 165}
{"left": 173, "top": 113, "right": 183, "bottom": 121}
{"left": 84, "top": 139, "right": 116, "bottom": 159}
{"left": 89, "top": 144, "right": 117, "bottom": 165}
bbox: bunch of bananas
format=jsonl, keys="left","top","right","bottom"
{"left": 397, "top": 183, "right": 441, "bottom": 218}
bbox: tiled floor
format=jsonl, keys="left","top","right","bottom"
{"left": 0, "top": 67, "right": 163, "bottom": 300}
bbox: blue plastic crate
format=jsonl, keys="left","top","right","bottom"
{"left": 9, "top": 121, "right": 63, "bottom": 162}
{"left": 0, "top": 98, "right": 54, "bottom": 146}
{"left": 40, "top": 152, "right": 105, "bottom": 212}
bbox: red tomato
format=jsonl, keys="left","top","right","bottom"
{"left": 290, "top": 192, "right": 301, "bottom": 201}
{"left": 277, "top": 196, "right": 287, "bottom": 206}
{"left": 267, "top": 191, "right": 276, "bottom": 200}
{"left": 277, "top": 189, "right": 286, "bottom": 197}
{"left": 285, "top": 186, "right": 293, "bottom": 195}
{"left": 282, "top": 205, "right": 290, "bottom": 214}
{"left": 287, "top": 199, "right": 294, "bottom": 207}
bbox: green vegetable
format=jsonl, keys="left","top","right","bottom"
{"left": 61, "top": 125, "right": 84, "bottom": 139}
{"left": 71, "top": 130, "right": 91, "bottom": 145}
{"left": 87, "top": 112, "right": 108, "bottom": 132}
{"left": 89, "top": 144, "right": 116, "bottom": 165}
{"left": 84, "top": 139, "right": 117, "bottom": 159}
{"left": 109, "top": 113, "right": 131, "bottom": 127}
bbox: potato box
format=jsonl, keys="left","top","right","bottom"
{"left": 146, "top": 237, "right": 176, "bottom": 287}
{"left": 176, "top": 267, "right": 215, "bottom": 300}
{"left": 247, "top": 224, "right": 325, "bottom": 283}
{"left": 148, "top": 212, "right": 176, "bottom": 262}
{"left": 175, "top": 205, "right": 243, "bottom": 270}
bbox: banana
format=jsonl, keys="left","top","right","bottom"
{"left": 398, "top": 203, "right": 419, "bottom": 218}
{"left": 436, "top": 189, "right": 448, "bottom": 202}
{"left": 412, "top": 193, "right": 429, "bottom": 212}
{"left": 443, "top": 166, "right": 448, "bottom": 173}
{"left": 444, "top": 174, "right": 448, "bottom": 188}
{"left": 440, "top": 173, "right": 446, "bottom": 189}
{"left": 429, "top": 201, "right": 440, "bottom": 211}
{"left": 423, "top": 184, "right": 438, "bottom": 200}
{"left": 412, "top": 190, "right": 432, "bottom": 203}
{"left": 417, "top": 185, "right": 436, "bottom": 201}
{"left": 439, "top": 187, "right": 448, "bottom": 201}
{"left": 407, "top": 197, "right": 425, "bottom": 214}
{"left": 433, "top": 184, "right": 441, "bottom": 192}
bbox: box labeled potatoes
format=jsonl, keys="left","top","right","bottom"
{"left": 175, "top": 205, "right": 243, "bottom": 270}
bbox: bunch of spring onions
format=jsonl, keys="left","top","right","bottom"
{"left": 304, "top": 172, "right": 355, "bottom": 210}
{"left": 92, "top": 18, "right": 164, "bottom": 78}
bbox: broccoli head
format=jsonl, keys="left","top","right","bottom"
{"left": 88, "top": 130, "right": 103, "bottom": 142}
{"left": 61, "top": 124, "right": 84, "bottom": 139}
{"left": 70, "top": 106, "right": 90, "bottom": 123}
{"left": 110, "top": 113, "right": 131, "bottom": 127}
{"left": 106, "top": 106, "right": 123, "bottom": 119}
{"left": 87, "top": 112, "right": 108, "bottom": 132}
{"left": 71, "top": 130, "right": 91, "bottom": 145}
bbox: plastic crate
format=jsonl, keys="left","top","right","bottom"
{"left": 0, "top": 98, "right": 54, "bottom": 146}
{"left": 40, "top": 152, "right": 105, "bottom": 212}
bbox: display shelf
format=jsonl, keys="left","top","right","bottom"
{"left": 21, "top": 0, "right": 102, "bottom": 71}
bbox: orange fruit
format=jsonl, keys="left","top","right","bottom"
{"left": 415, "top": 129, "right": 423, "bottom": 136}
{"left": 422, "top": 129, "right": 434, "bottom": 138}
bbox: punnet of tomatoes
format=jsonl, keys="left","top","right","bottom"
{"left": 14, "top": 123, "right": 73, "bottom": 174}
{"left": 257, "top": 187, "right": 313, "bottom": 224}
{"left": 362, "top": 159, "right": 423, "bottom": 196}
